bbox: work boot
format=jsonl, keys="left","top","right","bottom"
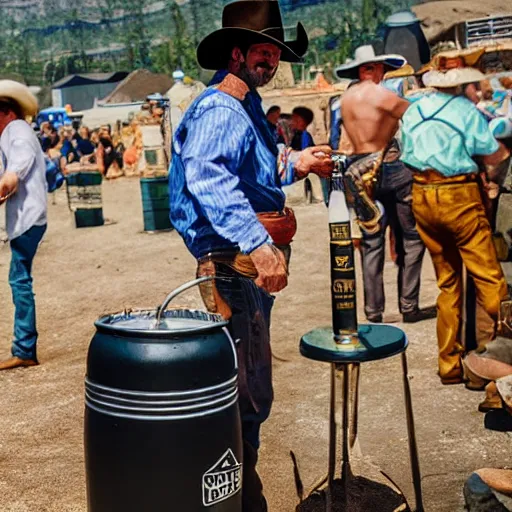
{"left": 366, "top": 314, "right": 383, "bottom": 323}
{"left": 402, "top": 307, "right": 437, "bottom": 323}
{"left": 478, "top": 381, "right": 502, "bottom": 413}
{"left": 0, "top": 356, "right": 38, "bottom": 371}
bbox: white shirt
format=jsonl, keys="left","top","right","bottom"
{"left": 0, "top": 120, "right": 48, "bottom": 240}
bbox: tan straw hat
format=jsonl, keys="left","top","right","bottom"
{"left": 0, "top": 80, "right": 38, "bottom": 118}
{"left": 384, "top": 64, "right": 415, "bottom": 79}
{"left": 422, "top": 67, "right": 487, "bottom": 88}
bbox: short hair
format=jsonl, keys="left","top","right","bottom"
{"left": 226, "top": 39, "right": 253, "bottom": 67}
{"left": 0, "top": 99, "right": 23, "bottom": 119}
{"left": 266, "top": 105, "right": 281, "bottom": 116}
{"left": 292, "top": 106, "right": 314, "bottom": 126}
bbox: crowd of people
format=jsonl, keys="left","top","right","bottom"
{"left": 1, "top": 0, "right": 512, "bottom": 509}
{"left": 36, "top": 96, "right": 168, "bottom": 180}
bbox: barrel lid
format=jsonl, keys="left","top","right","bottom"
{"left": 95, "top": 308, "right": 228, "bottom": 336}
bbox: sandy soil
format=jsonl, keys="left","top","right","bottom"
{"left": 0, "top": 178, "right": 510, "bottom": 512}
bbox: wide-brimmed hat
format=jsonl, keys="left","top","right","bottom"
{"left": 384, "top": 64, "right": 415, "bottom": 79}
{"left": 197, "top": 0, "right": 308, "bottom": 70}
{"left": 0, "top": 80, "right": 38, "bottom": 118}
{"left": 423, "top": 67, "right": 487, "bottom": 88}
{"left": 417, "top": 47, "right": 485, "bottom": 76}
{"left": 335, "top": 45, "right": 406, "bottom": 80}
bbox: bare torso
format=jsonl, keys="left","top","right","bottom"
{"left": 340, "top": 80, "right": 410, "bottom": 155}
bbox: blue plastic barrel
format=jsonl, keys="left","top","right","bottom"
{"left": 140, "top": 177, "right": 173, "bottom": 232}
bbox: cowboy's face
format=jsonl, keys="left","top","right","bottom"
{"left": 359, "top": 63, "right": 384, "bottom": 84}
{"left": 235, "top": 43, "right": 281, "bottom": 88}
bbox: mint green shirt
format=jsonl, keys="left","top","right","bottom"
{"left": 401, "top": 92, "right": 499, "bottom": 176}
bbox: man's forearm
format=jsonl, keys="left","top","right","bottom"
{"left": 484, "top": 144, "right": 511, "bottom": 185}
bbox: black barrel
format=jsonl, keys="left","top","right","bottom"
{"left": 84, "top": 305, "right": 242, "bottom": 512}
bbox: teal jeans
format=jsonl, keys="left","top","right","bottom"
{"left": 9, "top": 224, "right": 47, "bottom": 361}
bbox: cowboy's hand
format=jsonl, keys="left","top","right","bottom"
{"left": 295, "top": 146, "right": 334, "bottom": 179}
{"left": 0, "top": 172, "right": 19, "bottom": 204}
{"left": 250, "top": 243, "right": 288, "bottom": 294}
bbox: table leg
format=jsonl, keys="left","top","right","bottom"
{"left": 327, "top": 363, "right": 337, "bottom": 512}
{"left": 349, "top": 363, "right": 360, "bottom": 452}
{"left": 401, "top": 352, "right": 424, "bottom": 512}
{"left": 341, "top": 364, "right": 351, "bottom": 509}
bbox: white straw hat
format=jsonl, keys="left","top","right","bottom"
{"left": 422, "top": 68, "right": 487, "bottom": 88}
{"left": 0, "top": 80, "right": 38, "bottom": 118}
{"left": 335, "top": 45, "right": 406, "bottom": 79}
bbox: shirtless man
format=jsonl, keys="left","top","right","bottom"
{"left": 336, "top": 45, "right": 430, "bottom": 323}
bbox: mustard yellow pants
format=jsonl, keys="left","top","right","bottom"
{"left": 412, "top": 180, "right": 508, "bottom": 381}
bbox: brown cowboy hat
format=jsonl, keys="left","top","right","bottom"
{"left": 197, "top": 0, "right": 308, "bottom": 70}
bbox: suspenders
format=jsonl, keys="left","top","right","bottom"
{"left": 412, "top": 96, "right": 474, "bottom": 161}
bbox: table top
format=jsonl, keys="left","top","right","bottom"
{"left": 300, "top": 324, "right": 408, "bottom": 363}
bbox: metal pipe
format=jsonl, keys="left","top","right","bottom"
{"left": 341, "top": 364, "right": 351, "bottom": 509}
{"left": 326, "top": 362, "right": 337, "bottom": 512}
{"left": 349, "top": 363, "right": 360, "bottom": 451}
{"left": 401, "top": 352, "right": 424, "bottom": 512}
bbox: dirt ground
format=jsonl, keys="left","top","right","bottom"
{"left": 0, "top": 178, "right": 510, "bottom": 512}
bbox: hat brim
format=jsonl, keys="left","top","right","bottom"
{"left": 0, "top": 80, "right": 38, "bottom": 118}
{"left": 423, "top": 68, "right": 488, "bottom": 88}
{"left": 384, "top": 64, "right": 415, "bottom": 79}
{"left": 197, "top": 22, "right": 308, "bottom": 70}
{"left": 335, "top": 55, "right": 406, "bottom": 80}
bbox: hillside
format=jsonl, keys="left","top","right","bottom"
{"left": 6, "top": 0, "right": 509, "bottom": 87}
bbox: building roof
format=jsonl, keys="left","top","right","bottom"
{"left": 411, "top": 1, "right": 511, "bottom": 43}
{"left": 52, "top": 72, "right": 129, "bottom": 89}
{"left": 102, "top": 69, "right": 173, "bottom": 104}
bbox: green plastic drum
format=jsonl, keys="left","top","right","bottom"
{"left": 66, "top": 172, "right": 104, "bottom": 229}
{"left": 140, "top": 177, "right": 173, "bottom": 232}
{"left": 75, "top": 208, "right": 104, "bottom": 228}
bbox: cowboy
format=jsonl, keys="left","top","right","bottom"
{"left": 0, "top": 80, "right": 47, "bottom": 371}
{"left": 168, "top": 2, "right": 333, "bottom": 510}
{"left": 335, "top": 45, "right": 430, "bottom": 324}
{"left": 400, "top": 60, "right": 510, "bottom": 385}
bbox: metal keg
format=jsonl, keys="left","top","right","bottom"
{"left": 84, "top": 278, "right": 242, "bottom": 511}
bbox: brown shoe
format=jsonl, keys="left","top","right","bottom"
{"left": 439, "top": 367, "right": 465, "bottom": 385}
{"left": 479, "top": 381, "right": 503, "bottom": 412}
{"left": 0, "top": 357, "right": 38, "bottom": 371}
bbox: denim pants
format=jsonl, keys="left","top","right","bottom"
{"left": 215, "top": 264, "right": 274, "bottom": 512}
{"left": 9, "top": 224, "right": 47, "bottom": 361}
{"left": 361, "top": 161, "right": 425, "bottom": 318}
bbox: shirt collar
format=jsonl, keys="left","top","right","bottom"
{"left": 209, "top": 70, "right": 262, "bottom": 103}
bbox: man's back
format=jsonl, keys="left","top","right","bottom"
{"left": 401, "top": 92, "right": 499, "bottom": 176}
{"left": 341, "top": 80, "right": 409, "bottom": 154}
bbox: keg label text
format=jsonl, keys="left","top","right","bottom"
{"left": 202, "top": 449, "right": 242, "bottom": 506}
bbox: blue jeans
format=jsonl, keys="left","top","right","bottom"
{"left": 215, "top": 264, "right": 274, "bottom": 512}
{"left": 9, "top": 224, "right": 47, "bottom": 361}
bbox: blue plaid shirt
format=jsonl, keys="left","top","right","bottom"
{"left": 169, "top": 71, "right": 287, "bottom": 259}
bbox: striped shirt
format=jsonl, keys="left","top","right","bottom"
{"left": 170, "top": 70, "right": 292, "bottom": 259}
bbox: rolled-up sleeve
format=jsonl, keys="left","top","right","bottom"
{"left": 6, "top": 139, "right": 37, "bottom": 181}
{"left": 181, "top": 106, "right": 271, "bottom": 254}
{"left": 467, "top": 108, "right": 500, "bottom": 156}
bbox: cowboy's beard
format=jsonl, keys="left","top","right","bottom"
{"left": 238, "top": 60, "right": 278, "bottom": 88}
